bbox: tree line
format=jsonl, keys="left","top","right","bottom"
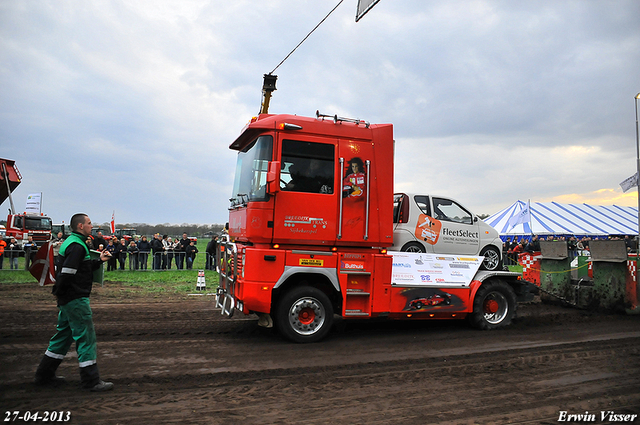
{"left": 96, "top": 223, "right": 226, "bottom": 239}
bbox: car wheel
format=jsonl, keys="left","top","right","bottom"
{"left": 480, "top": 246, "right": 501, "bottom": 271}
{"left": 401, "top": 242, "right": 426, "bottom": 253}
{"left": 275, "top": 286, "right": 334, "bottom": 343}
{"left": 468, "top": 280, "right": 516, "bottom": 330}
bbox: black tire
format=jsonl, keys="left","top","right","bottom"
{"left": 401, "top": 242, "right": 426, "bottom": 253}
{"left": 275, "top": 286, "right": 334, "bottom": 343}
{"left": 468, "top": 280, "right": 516, "bottom": 330}
{"left": 480, "top": 246, "right": 502, "bottom": 271}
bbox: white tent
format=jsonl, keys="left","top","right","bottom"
{"left": 485, "top": 200, "right": 639, "bottom": 237}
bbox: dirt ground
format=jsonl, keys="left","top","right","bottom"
{"left": 1, "top": 283, "right": 639, "bottom": 425}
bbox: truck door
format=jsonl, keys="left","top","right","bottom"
{"left": 7, "top": 214, "right": 24, "bottom": 240}
{"left": 272, "top": 137, "right": 338, "bottom": 245}
{"left": 338, "top": 140, "right": 375, "bottom": 245}
{"left": 429, "top": 197, "right": 480, "bottom": 255}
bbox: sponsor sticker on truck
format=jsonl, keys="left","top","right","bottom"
{"left": 390, "top": 252, "right": 483, "bottom": 287}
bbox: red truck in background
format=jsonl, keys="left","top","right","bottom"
{"left": 0, "top": 158, "right": 52, "bottom": 246}
{"left": 92, "top": 227, "right": 138, "bottom": 243}
{"left": 113, "top": 228, "right": 137, "bottom": 241}
{"left": 216, "top": 111, "right": 532, "bottom": 343}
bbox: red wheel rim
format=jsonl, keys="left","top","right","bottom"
{"left": 298, "top": 308, "right": 316, "bottom": 325}
{"left": 484, "top": 299, "right": 499, "bottom": 314}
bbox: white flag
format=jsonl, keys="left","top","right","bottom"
{"left": 620, "top": 172, "right": 639, "bottom": 193}
{"left": 25, "top": 193, "right": 42, "bottom": 214}
{"left": 356, "top": 0, "right": 381, "bottom": 21}
{"left": 508, "top": 200, "right": 531, "bottom": 230}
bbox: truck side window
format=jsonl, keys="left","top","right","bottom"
{"left": 281, "top": 140, "right": 334, "bottom": 194}
{"left": 432, "top": 197, "right": 473, "bottom": 225}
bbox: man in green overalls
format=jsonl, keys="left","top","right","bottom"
{"left": 34, "top": 213, "right": 114, "bottom": 392}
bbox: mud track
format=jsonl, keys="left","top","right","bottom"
{"left": 1, "top": 287, "right": 639, "bottom": 424}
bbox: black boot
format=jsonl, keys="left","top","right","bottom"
{"left": 34, "top": 355, "right": 65, "bottom": 387}
{"left": 80, "top": 364, "right": 113, "bottom": 392}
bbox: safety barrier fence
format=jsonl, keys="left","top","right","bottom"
{"left": 515, "top": 240, "right": 640, "bottom": 313}
{"left": 103, "top": 251, "right": 218, "bottom": 272}
{"left": 503, "top": 250, "right": 585, "bottom": 266}
{"left": 515, "top": 251, "right": 639, "bottom": 286}
{"left": 0, "top": 248, "right": 38, "bottom": 271}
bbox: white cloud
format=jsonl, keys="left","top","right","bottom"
{"left": 1, "top": 0, "right": 639, "bottom": 226}
{"left": 395, "top": 133, "right": 634, "bottom": 215}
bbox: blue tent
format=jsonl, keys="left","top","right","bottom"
{"left": 485, "top": 200, "right": 638, "bottom": 237}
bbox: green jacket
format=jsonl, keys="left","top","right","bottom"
{"left": 52, "top": 232, "right": 101, "bottom": 306}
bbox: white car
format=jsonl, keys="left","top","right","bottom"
{"left": 391, "top": 193, "right": 503, "bottom": 271}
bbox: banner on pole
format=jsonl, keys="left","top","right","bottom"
{"left": 620, "top": 172, "right": 639, "bottom": 193}
{"left": 508, "top": 200, "right": 531, "bottom": 230}
{"left": 25, "top": 193, "right": 42, "bottom": 214}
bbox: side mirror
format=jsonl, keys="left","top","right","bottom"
{"left": 267, "top": 161, "right": 281, "bottom": 194}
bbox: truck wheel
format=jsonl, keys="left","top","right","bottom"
{"left": 401, "top": 242, "right": 426, "bottom": 253}
{"left": 468, "top": 281, "right": 516, "bottom": 330}
{"left": 480, "top": 246, "right": 501, "bottom": 271}
{"left": 276, "top": 286, "right": 334, "bottom": 343}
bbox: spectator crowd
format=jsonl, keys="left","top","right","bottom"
{"left": 92, "top": 232, "right": 200, "bottom": 271}
{"left": 0, "top": 231, "right": 223, "bottom": 271}
{"left": 502, "top": 234, "right": 638, "bottom": 266}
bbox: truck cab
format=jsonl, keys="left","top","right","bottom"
{"left": 52, "top": 223, "right": 72, "bottom": 238}
{"left": 1, "top": 158, "right": 52, "bottom": 245}
{"left": 114, "top": 228, "right": 137, "bottom": 241}
{"left": 6, "top": 213, "right": 52, "bottom": 246}
{"left": 227, "top": 113, "right": 394, "bottom": 248}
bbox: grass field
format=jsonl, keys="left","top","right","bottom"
{"left": 0, "top": 252, "right": 219, "bottom": 301}
{"left": 507, "top": 264, "right": 523, "bottom": 273}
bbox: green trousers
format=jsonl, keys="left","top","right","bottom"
{"left": 45, "top": 298, "right": 97, "bottom": 367}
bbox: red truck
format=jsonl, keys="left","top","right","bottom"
{"left": 216, "top": 111, "right": 531, "bottom": 343}
{"left": 1, "top": 158, "right": 52, "bottom": 246}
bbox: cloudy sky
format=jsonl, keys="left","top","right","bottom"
{"left": 1, "top": 0, "right": 639, "bottom": 226}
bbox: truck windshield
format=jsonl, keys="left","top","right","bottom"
{"left": 25, "top": 217, "right": 52, "bottom": 230}
{"left": 230, "top": 135, "right": 273, "bottom": 206}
